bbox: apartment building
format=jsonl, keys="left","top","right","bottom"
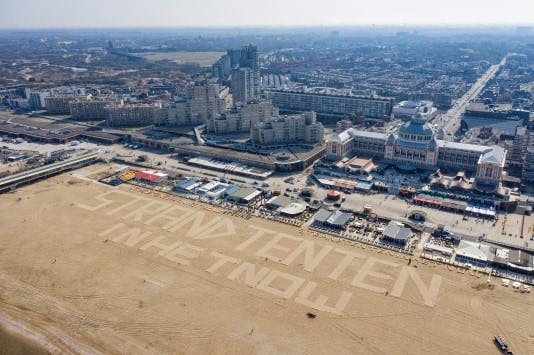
{"left": 265, "top": 89, "right": 394, "bottom": 119}
{"left": 231, "top": 67, "right": 255, "bottom": 104}
{"left": 28, "top": 91, "right": 50, "bottom": 109}
{"left": 69, "top": 97, "right": 116, "bottom": 120}
{"left": 207, "top": 100, "right": 278, "bottom": 134}
{"left": 157, "top": 83, "right": 226, "bottom": 126}
{"left": 251, "top": 111, "right": 324, "bottom": 146}
{"left": 105, "top": 104, "right": 163, "bottom": 127}
{"left": 213, "top": 44, "right": 261, "bottom": 104}
{"left": 44, "top": 96, "right": 76, "bottom": 115}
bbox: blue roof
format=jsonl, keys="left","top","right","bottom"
{"left": 399, "top": 121, "right": 433, "bottom": 136}
{"left": 395, "top": 139, "right": 431, "bottom": 149}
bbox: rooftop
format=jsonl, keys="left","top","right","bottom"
{"left": 383, "top": 221, "right": 412, "bottom": 241}
{"left": 265, "top": 89, "right": 394, "bottom": 102}
{"left": 313, "top": 208, "right": 352, "bottom": 227}
{"left": 279, "top": 202, "right": 307, "bottom": 216}
{"left": 348, "top": 129, "right": 388, "bottom": 140}
{"left": 478, "top": 146, "right": 506, "bottom": 166}
{"left": 228, "top": 187, "right": 262, "bottom": 201}
{"left": 466, "top": 102, "right": 513, "bottom": 113}
{"left": 266, "top": 195, "right": 294, "bottom": 208}
{"left": 436, "top": 140, "right": 489, "bottom": 153}
{"left": 399, "top": 119, "right": 434, "bottom": 136}
{"left": 456, "top": 240, "right": 492, "bottom": 262}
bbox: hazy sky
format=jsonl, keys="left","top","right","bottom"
{"left": 0, "top": 0, "right": 532, "bottom": 29}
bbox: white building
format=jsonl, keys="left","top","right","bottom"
{"left": 392, "top": 100, "right": 437, "bottom": 121}
{"left": 326, "top": 115, "right": 506, "bottom": 192}
{"left": 251, "top": 111, "right": 324, "bottom": 146}
{"left": 265, "top": 89, "right": 394, "bottom": 119}
{"left": 157, "top": 83, "right": 226, "bottom": 126}
{"left": 207, "top": 100, "right": 278, "bottom": 134}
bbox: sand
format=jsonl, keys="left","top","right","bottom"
{"left": 0, "top": 167, "right": 532, "bottom": 354}
{"left": 136, "top": 51, "right": 225, "bottom": 67}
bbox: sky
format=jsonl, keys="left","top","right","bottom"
{"left": 0, "top": 0, "right": 532, "bottom": 29}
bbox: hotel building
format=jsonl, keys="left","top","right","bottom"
{"left": 327, "top": 115, "right": 507, "bottom": 191}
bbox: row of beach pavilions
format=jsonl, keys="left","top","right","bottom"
{"left": 413, "top": 193, "right": 496, "bottom": 218}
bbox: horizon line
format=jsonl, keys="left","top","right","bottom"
{"left": 0, "top": 23, "right": 533, "bottom": 32}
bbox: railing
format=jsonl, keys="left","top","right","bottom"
{"left": 0, "top": 152, "right": 99, "bottom": 192}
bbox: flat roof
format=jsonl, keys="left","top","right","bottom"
{"left": 266, "top": 195, "right": 294, "bottom": 208}
{"left": 175, "top": 177, "right": 199, "bottom": 191}
{"left": 424, "top": 243, "right": 453, "bottom": 255}
{"left": 437, "top": 140, "right": 489, "bottom": 153}
{"left": 229, "top": 187, "right": 261, "bottom": 201}
{"left": 314, "top": 209, "right": 332, "bottom": 223}
{"left": 347, "top": 156, "right": 372, "bottom": 168}
{"left": 265, "top": 89, "right": 394, "bottom": 102}
{"left": 279, "top": 203, "right": 307, "bottom": 216}
{"left": 456, "top": 240, "right": 492, "bottom": 262}
{"left": 314, "top": 209, "right": 351, "bottom": 226}
{"left": 349, "top": 129, "right": 388, "bottom": 140}
{"left": 383, "top": 221, "right": 412, "bottom": 241}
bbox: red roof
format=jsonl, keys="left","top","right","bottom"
{"left": 135, "top": 170, "right": 167, "bottom": 183}
{"left": 413, "top": 195, "right": 441, "bottom": 205}
{"left": 326, "top": 190, "right": 341, "bottom": 199}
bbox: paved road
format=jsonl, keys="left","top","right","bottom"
{"left": 432, "top": 55, "right": 507, "bottom": 139}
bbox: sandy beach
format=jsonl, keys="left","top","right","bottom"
{"left": 0, "top": 167, "right": 532, "bottom": 354}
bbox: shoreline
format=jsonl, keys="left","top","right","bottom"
{"left": 0, "top": 312, "right": 58, "bottom": 355}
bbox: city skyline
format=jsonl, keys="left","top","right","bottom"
{"left": 0, "top": 0, "right": 533, "bottom": 29}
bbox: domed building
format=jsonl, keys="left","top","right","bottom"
{"left": 326, "top": 114, "right": 507, "bottom": 192}
{"left": 384, "top": 114, "right": 439, "bottom": 168}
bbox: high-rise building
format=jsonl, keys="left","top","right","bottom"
{"left": 231, "top": 67, "right": 255, "bottom": 104}
{"left": 251, "top": 111, "right": 324, "bottom": 146}
{"left": 506, "top": 126, "right": 533, "bottom": 178}
{"left": 156, "top": 83, "right": 227, "bottom": 126}
{"left": 239, "top": 44, "right": 260, "bottom": 99}
{"left": 28, "top": 91, "right": 50, "bottom": 110}
{"left": 213, "top": 44, "right": 261, "bottom": 103}
{"left": 212, "top": 47, "right": 255, "bottom": 82}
